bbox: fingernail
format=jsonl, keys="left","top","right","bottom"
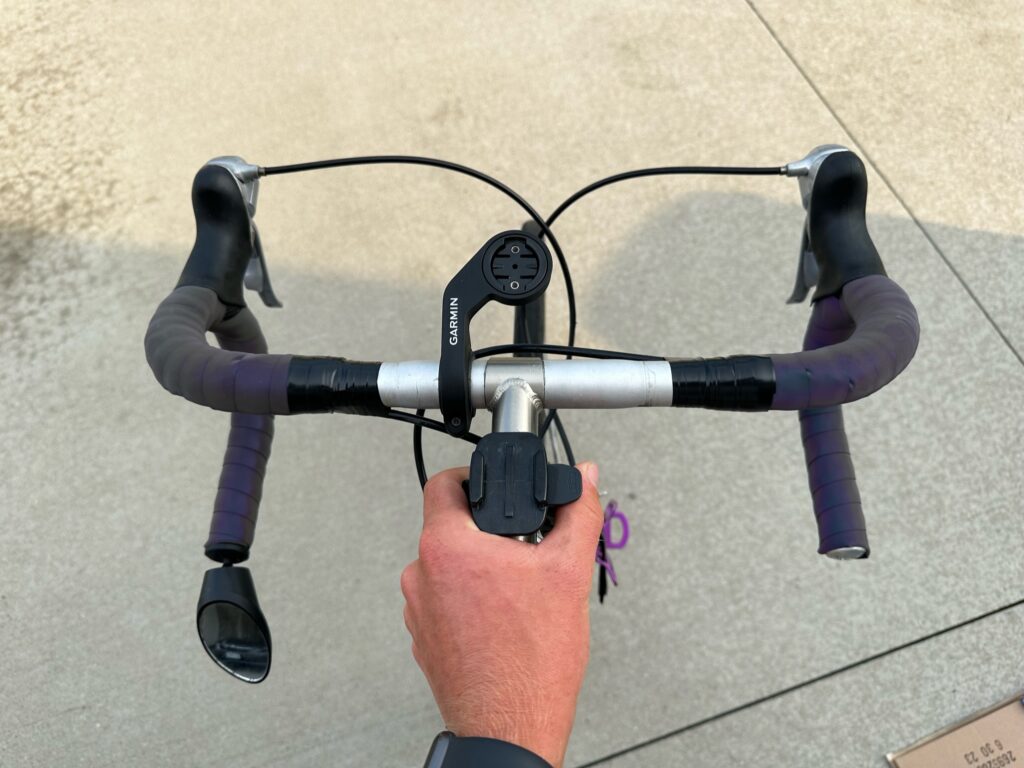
{"left": 583, "top": 462, "right": 599, "bottom": 487}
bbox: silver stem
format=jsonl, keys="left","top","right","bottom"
{"left": 490, "top": 379, "right": 542, "bottom": 434}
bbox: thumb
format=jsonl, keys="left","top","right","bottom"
{"left": 544, "top": 462, "right": 604, "bottom": 558}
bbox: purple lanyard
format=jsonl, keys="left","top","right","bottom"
{"left": 595, "top": 500, "right": 630, "bottom": 586}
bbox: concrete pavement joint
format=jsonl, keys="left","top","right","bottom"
{"left": 573, "top": 596, "right": 1024, "bottom": 767}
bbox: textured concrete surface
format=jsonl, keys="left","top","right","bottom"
{"left": 1, "top": 3, "right": 1021, "bottom": 768}
{"left": 753, "top": 0, "right": 1024, "bottom": 354}
{"left": 601, "top": 604, "right": 1024, "bottom": 767}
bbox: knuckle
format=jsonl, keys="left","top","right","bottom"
{"left": 417, "top": 530, "right": 447, "bottom": 569}
{"left": 399, "top": 562, "right": 418, "bottom": 599}
{"left": 422, "top": 467, "right": 465, "bottom": 505}
{"left": 422, "top": 473, "right": 445, "bottom": 505}
{"left": 410, "top": 640, "right": 423, "bottom": 669}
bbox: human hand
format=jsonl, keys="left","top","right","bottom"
{"left": 401, "top": 462, "right": 603, "bottom": 768}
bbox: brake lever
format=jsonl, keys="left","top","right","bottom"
{"left": 206, "top": 156, "right": 283, "bottom": 309}
{"left": 783, "top": 144, "right": 848, "bottom": 304}
{"left": 787, "top": 230, "right": 819, "bottom": 304}
{"left": 244, "top": 227, "right": 283, "bottom": 308}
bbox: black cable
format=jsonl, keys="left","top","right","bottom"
{"left": 392, "top": 407, "right": 480, "bottom": 490}
{"left": 386, "top": 409, "right": 480, "bottom": 444}
{"left": 261, "top": 155, "right": 578, "bottom": 347}
{"left": 412, "top": 409, "right": 428, "bottom": 490}
{"left": 544, "top": 165, "right": 785, "bottom": 230}
{"left": 475, "top": 343, "right": 663, "bottom": 362}
{"left": 269, "top": 158, "right": 779, "bottom": 489}
{"left": 552, "top": 411, "right": 576, "bottom": 467}
{"left": 533, "top": 165, "right": 783, "bottom": 472}
{"left": 539, "top": 409, "right": 557, "bottom": 438}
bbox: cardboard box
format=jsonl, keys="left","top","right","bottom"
{"left": 887, "top": 692, "right": 1024, "bottom": 768}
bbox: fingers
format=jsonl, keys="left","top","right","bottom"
{"left": 543, "top": 462, "right": 604, "bottom": 559}
{"left": 421, "top": 466, "right": 473, "bottom": 534}
{"left": 401, "top": 562, "right": 418, "bottom": 641}
{"left": 410, "top": 639, "right": 423, "bottom": 671}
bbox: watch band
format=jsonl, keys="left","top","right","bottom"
{"left": 423, "top": 731, "right": 553, "bottom": 768}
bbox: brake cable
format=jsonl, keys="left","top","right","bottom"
{"left": 261, "top": 155, "right": 577, "bottom": 345}
{"left": 534, "top": 164, "right": 786, "bottom": 447}
{"left": 263, "top": 157, "right": 789, "bottom": 501}
{"left": 377, "top": 160, "right": 789, "bottom": 489}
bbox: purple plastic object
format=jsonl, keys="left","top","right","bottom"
{"left": 596, "top": 501, "right": 630, "bottom": 586}
{"left": 602, "top": 501, "right": 630, "bottom": 549}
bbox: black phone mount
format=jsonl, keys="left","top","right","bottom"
{"left": 438, "top": 230, "right": 552, "bottom": 436}
{"left": 467, "top": 433, "right": 582, "bottom": 536}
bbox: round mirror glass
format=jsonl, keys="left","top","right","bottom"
{"left": 197, "top": 601, "right": 270, "bottom": 682}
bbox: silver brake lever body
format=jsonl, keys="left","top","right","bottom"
{"left": 207, "top": 156, "right": 282, "bottom": 308}
{"left": 783, "top": 144, "right": 849, "bottom": 303}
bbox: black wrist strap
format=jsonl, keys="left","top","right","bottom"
{"left": 424, "top": 731, "right": 553, "bottom": 768}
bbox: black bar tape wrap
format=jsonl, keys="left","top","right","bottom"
{"left": 287, "top": 357, "right": 388, "bottom": 415}
{"left": 801, "top": 405, "right": 865, "bottom": 556}
{"left": 144, "top": 286, "right": 389, "bottom": 559}
{"left": 206, "top": 412, "right": 273, "bottom": 561}
{"left": 669, "top": 356, "right": 775, "bottom": 410}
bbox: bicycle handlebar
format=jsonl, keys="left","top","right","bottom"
{"left": 144, "top": 148, "right": 919, "bottom": 563}
{"left": 146, "top": 273, "right": 915, "bottom": 415}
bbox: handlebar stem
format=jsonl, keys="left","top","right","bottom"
{"left": 490, "top": 378, "right": 543, "bottom": 433}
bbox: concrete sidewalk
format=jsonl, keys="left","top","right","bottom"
{"left": 1, "top": 2, "right": 1021, "bottom": 766}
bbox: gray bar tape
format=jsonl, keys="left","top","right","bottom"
{"left": 145, "top": 285, "right": 292, "bottom": 414}
{"left": 145, "top": 285, "right": 288, "bottom": 559}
